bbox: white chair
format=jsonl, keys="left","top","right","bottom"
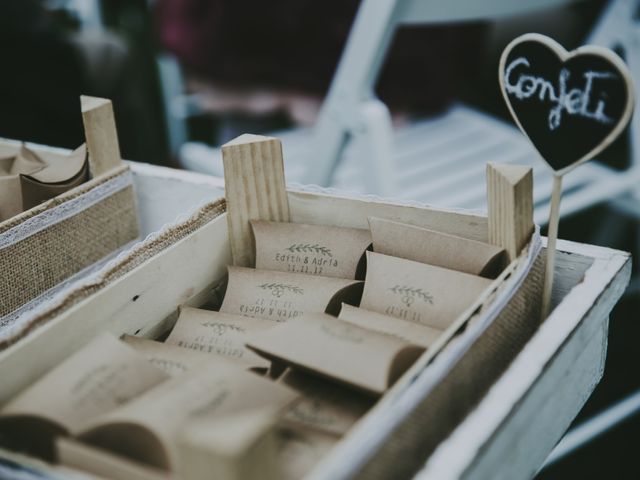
{"left": 178, "top": 0, "right": 639, "bottom": 227}
{"left": 302, "top": 0, "right": 640, "bottom": 222}
{"left": 301, "top": 0, "right": 576, "bottom": 194}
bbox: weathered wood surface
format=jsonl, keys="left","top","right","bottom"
{"left": 418, "top": 240, "right": 630, "bottom": 480}
{"left": 287, "top": 190, "right": 489, "bottom": 242}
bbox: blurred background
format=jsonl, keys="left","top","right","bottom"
{"left": 0, "top": 0, "right": 638, "bottom": 477}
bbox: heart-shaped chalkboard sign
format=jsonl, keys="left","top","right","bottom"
{"left": 499, "top": 33, "right": 634, "bottom": 175}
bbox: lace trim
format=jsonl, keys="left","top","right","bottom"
{"left": 0, "top": 170, "right": 133, "bottom": 251}
{"left": 0, "top": 239, "right": 138, "bottom": 334}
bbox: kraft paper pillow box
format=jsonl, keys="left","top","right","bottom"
{"left": 0, "top": 134, "right": 629, "bottom": 479}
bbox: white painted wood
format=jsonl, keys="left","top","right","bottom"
{"left": 398, "top": 0, "right": 576, "bottom": 24}
{"left": 456, "top": 312, "right": 607, "bottom": 480}
{"left": 419, "top": 240, "right": 630, "bottom": 479}
{"left": 129, "top": 162, "right": 224, "bottom": 236}
{"left": 0, "top": 165, "right": 629, "bottom": 480}
{"left": 129, "top": 161, "right": 225, "bottom": 189}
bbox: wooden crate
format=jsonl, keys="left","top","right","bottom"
{"left": 0, "top": 141, "right": 629, "bottom": 479}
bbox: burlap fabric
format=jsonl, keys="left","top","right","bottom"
{"left": 0, "top": 166, "right": 138, "bottom": 321}
{"left": 0, "top": 198, "right": 226, "bottom": 349}
{"left": 351, "top": 251, "right": 545, "bottom": 480}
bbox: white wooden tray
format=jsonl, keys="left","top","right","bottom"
{"left": 0, "top": 164, "right": 630, "bottom": 479}
{"left": 418, "top": 239, "right": 630, "bottom": 480}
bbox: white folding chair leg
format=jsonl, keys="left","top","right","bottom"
{"left": 303, "top": 106, "right": 349, "bottom": 186}
{"left": 351, "top": 99, "right": 396, "bottom": 196}
{"left": 303, "top": 0, "right": 402, "bottom": 188}
{"left": 624, "top": 32, "right": 640, "bottom": 181}
{"left": 157, "top": 54, "right": 189, "bottom": 158}
{"left": 541, "top": 387, "right": 640, "bottom": 470}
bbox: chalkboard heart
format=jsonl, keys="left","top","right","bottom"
{"left": 499, "top": 33, "right": 634, "bottom": 175}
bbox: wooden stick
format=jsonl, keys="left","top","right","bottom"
{"left": 80, "top": 96, "right": 122, "bottom": 178}
{"left": 486, "top": 163, "right": 534, "bottom": 262}
{"left": 222, "top": 134, "right": 290, "bottom": 267}
{"left": 541, "top": 174, "right": 563, "bottom": 319}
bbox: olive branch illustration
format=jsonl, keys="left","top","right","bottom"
{"left": 285, "top": 243, "right": 333, "bottom": 257}
{"left": 388, "top": 285, "right": 434, "bottom": 307}
{"left": 259, "top": 283, "right": 304, "bottom": 297}
{"left": 201, "top": 322, "right": 245, "bottom": 335}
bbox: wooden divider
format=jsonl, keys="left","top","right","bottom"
{"left": 81, "top": 96, "right": 122, "bottom": 178}
{"left": 221, "top": 134, "right": 290, "bottom": 267}
{"left": 486, "top": 162, "right": 534, "bottom": 262}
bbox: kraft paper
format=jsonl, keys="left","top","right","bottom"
{"left": 338, "top": 303, "right": 443, "bottom": 348}
{"left": 165, "top": 306, "right": 273, "bottom": 370}
{"left": 0, "top": 334, "right": 168, "bottom": 458}
{"left": 279, "top": 369, "right": 374, "bottom": 436}
{"left": 220, "top": 267, "right": 363, "bottom": 322}
{"left": 369, "top": 217, "right": 507, "bottom": 278}
{"left": 78, "top": 361, "right": 297, "bottom": 470}
{"left": 252, "top": 220, "right": 371, "bottom": 279}
{"left": 360, "top": 252, "right": 492, "bottom": 330}
{"left": 247, "top": 313, "right": 424, "bottom": 395}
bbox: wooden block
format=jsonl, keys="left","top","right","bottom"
{"left": 177, "top": 409, "right": 280, "bottom": 480}
{"left": 222, "top": 134, "right": 290, "bottom": 267}
{"left": 80, "top": 95, "right": 122, "bottom": 178}
{"left": 486, "top": 163, "right": 533, "bottom": 261}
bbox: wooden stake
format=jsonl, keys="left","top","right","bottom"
{"left": 80, "top": 96, "right": 122, "bottom": 178}
{"left": 222, "top": 134, "right": 290, "bottom": 267}
{"left": 541, "top": 174, "right": 563, "bottom": 319}
{"left": 486, "top": 163, "right": 534, "bottom": 262}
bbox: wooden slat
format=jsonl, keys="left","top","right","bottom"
{"left": 487, "top": 163, "right": 534, "bottom": 261}
{"left": 287, "top": 189, "right": 489, "bottom": 242}
{"left": 80, "top": 96, "right": 122, "bottom": 177}
{"left": 222, "top": 134, "right": 290, "bottom": 267}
